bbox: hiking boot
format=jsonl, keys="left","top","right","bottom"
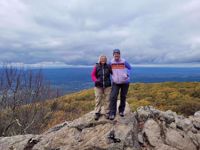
{"left": 94, "top": 113, "right": 100, "bottom": 120}
{"left": 119, "top": 112, "right": 124, "bottom": 117}
{"left": 109, "top": 115, "right": 115, "bottom": 120}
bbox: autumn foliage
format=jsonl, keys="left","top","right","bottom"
{"left": 1, "top": 82, "right": 200, "bottom": 136}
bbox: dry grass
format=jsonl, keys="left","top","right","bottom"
{"left": 1, "top": 82, "right": 199, "bottom": 134}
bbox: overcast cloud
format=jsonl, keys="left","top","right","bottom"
{"left": 0, "top": 0, "right": 200, "bottom": 67}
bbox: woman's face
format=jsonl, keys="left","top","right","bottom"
{"left": 100, "top": 56, "right": 107, "bottom": 64}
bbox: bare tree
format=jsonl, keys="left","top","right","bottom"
{"left": 0, "top": 65, "right": 61, "bottom": 136}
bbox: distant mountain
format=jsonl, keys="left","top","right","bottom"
{"left": 39, "top": 67, "right": 200, "bottom": 93}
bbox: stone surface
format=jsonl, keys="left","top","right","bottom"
{"left": 165, "top": 129, "right": 196, "bottom": 150}
{"left": 176, "top": 118, "right": 193, "bottom": 132}
{"left": 194, "top": 111, "right": 200, "bottom": 118}
{"left": 0, "top": 104, "right": 200, "bottom": 150}
{"left": 143, "top": 119, "right": 162, "bottom": 147}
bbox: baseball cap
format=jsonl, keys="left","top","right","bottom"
{"left": 113, "top": 49, "right": 120, "bottom": 55}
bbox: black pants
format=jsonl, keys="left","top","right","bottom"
{"left": 109, "top": 83, "right": 129, "bottom": 115}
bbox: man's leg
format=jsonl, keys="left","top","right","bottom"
{"left": 109, "top": 83, "right": 120, "bottom": 116}
{"left": 118, "top": 83, "right": 129, "bottom": 114}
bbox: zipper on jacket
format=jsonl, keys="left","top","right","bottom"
{"left": 102, "top": 66, "right": 105, "bottom": 88}
{"left": 117, "top": 63, "right": 119, "bottom": 83}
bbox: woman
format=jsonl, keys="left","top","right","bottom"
{"left": 91, "top": 55, "right": 112, "bottom": 120}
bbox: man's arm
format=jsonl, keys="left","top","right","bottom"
{"left": 125, "top": 61, "right": 131, "bottom": 70}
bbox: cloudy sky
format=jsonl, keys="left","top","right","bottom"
{"left": 0, "top": 0, "right": 200, "bottom": 67}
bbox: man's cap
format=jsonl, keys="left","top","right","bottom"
{"left": 113, "top": 49, "right": 120, "bottom": 54}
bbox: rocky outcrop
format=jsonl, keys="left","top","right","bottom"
{"left": 136, "top": 106, "right": 200, "bottom": 150}
{"left": 0, "top": 103, "right": 200, "bottom": 150}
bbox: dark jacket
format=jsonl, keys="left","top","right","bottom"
{"left": 91, "top": 63, "right": 112, "bottom": 88}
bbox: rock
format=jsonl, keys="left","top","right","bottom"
{"left": 159, "top": 110, "right": 176, "bottom": 124}
{"left": 193, "top": 121, "right": 200, "bottom": 130}
{"left": 165, "top": 128, "right": 196, "bottom": 150}
{"left": 192, "top": 117, "right": 200, "bottom": 130}
{"left": 136, "top": 106, "right": 160, "bottom": 122}
{"left": 0, "top": 105, "right": 200, "bottom": 150}
{"left": 194, "top": 133, "right": 200, "bottom": 146}
{"left": 138, "top": 133, "right": 144, "bottom": 144}
{"left": 176, "top": 118, "right": 193, "bottom": 132}
{"left": 143, "top": 119, "right": 163, "bottom": 147}
{"left": 0, "top": 135, "right": 40, "bottom": 150}
{"left": 155, "top": 144, "right": 178, "bottom": 150}
{"left": 188, "top": 131, "right": 200, "bottom": 147}
{"left": 194, "top": 111, "right": 200, "bottom": 118}
{"left": 0, "top": 102, "right": 139, "bottom": 150}
{"left": 168, "top": 122, "right": 177, "bottom": 129}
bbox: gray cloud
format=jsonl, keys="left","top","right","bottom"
{"left": 0, "top": 0, "right": 200, "bottom": 66}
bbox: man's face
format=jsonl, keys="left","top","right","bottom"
{"left": 113, "top": 52, "right": 120, "bottom": 61}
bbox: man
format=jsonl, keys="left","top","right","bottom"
{"left": 109, "top": 49, "right": 131, "bottom": 120}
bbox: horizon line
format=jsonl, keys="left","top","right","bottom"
{"left": 1, "top": 62, "right": 200, "bottom": 68}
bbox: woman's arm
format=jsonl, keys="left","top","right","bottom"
{"left": 91, "top": 66, "right": 97, "bottom": 82}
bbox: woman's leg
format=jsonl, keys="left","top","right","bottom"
{"left": 94, "top": 87, "right": 103, "bottom": 114}
{"left": 104, "top": 87, "right": 111, "bottom": 115}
